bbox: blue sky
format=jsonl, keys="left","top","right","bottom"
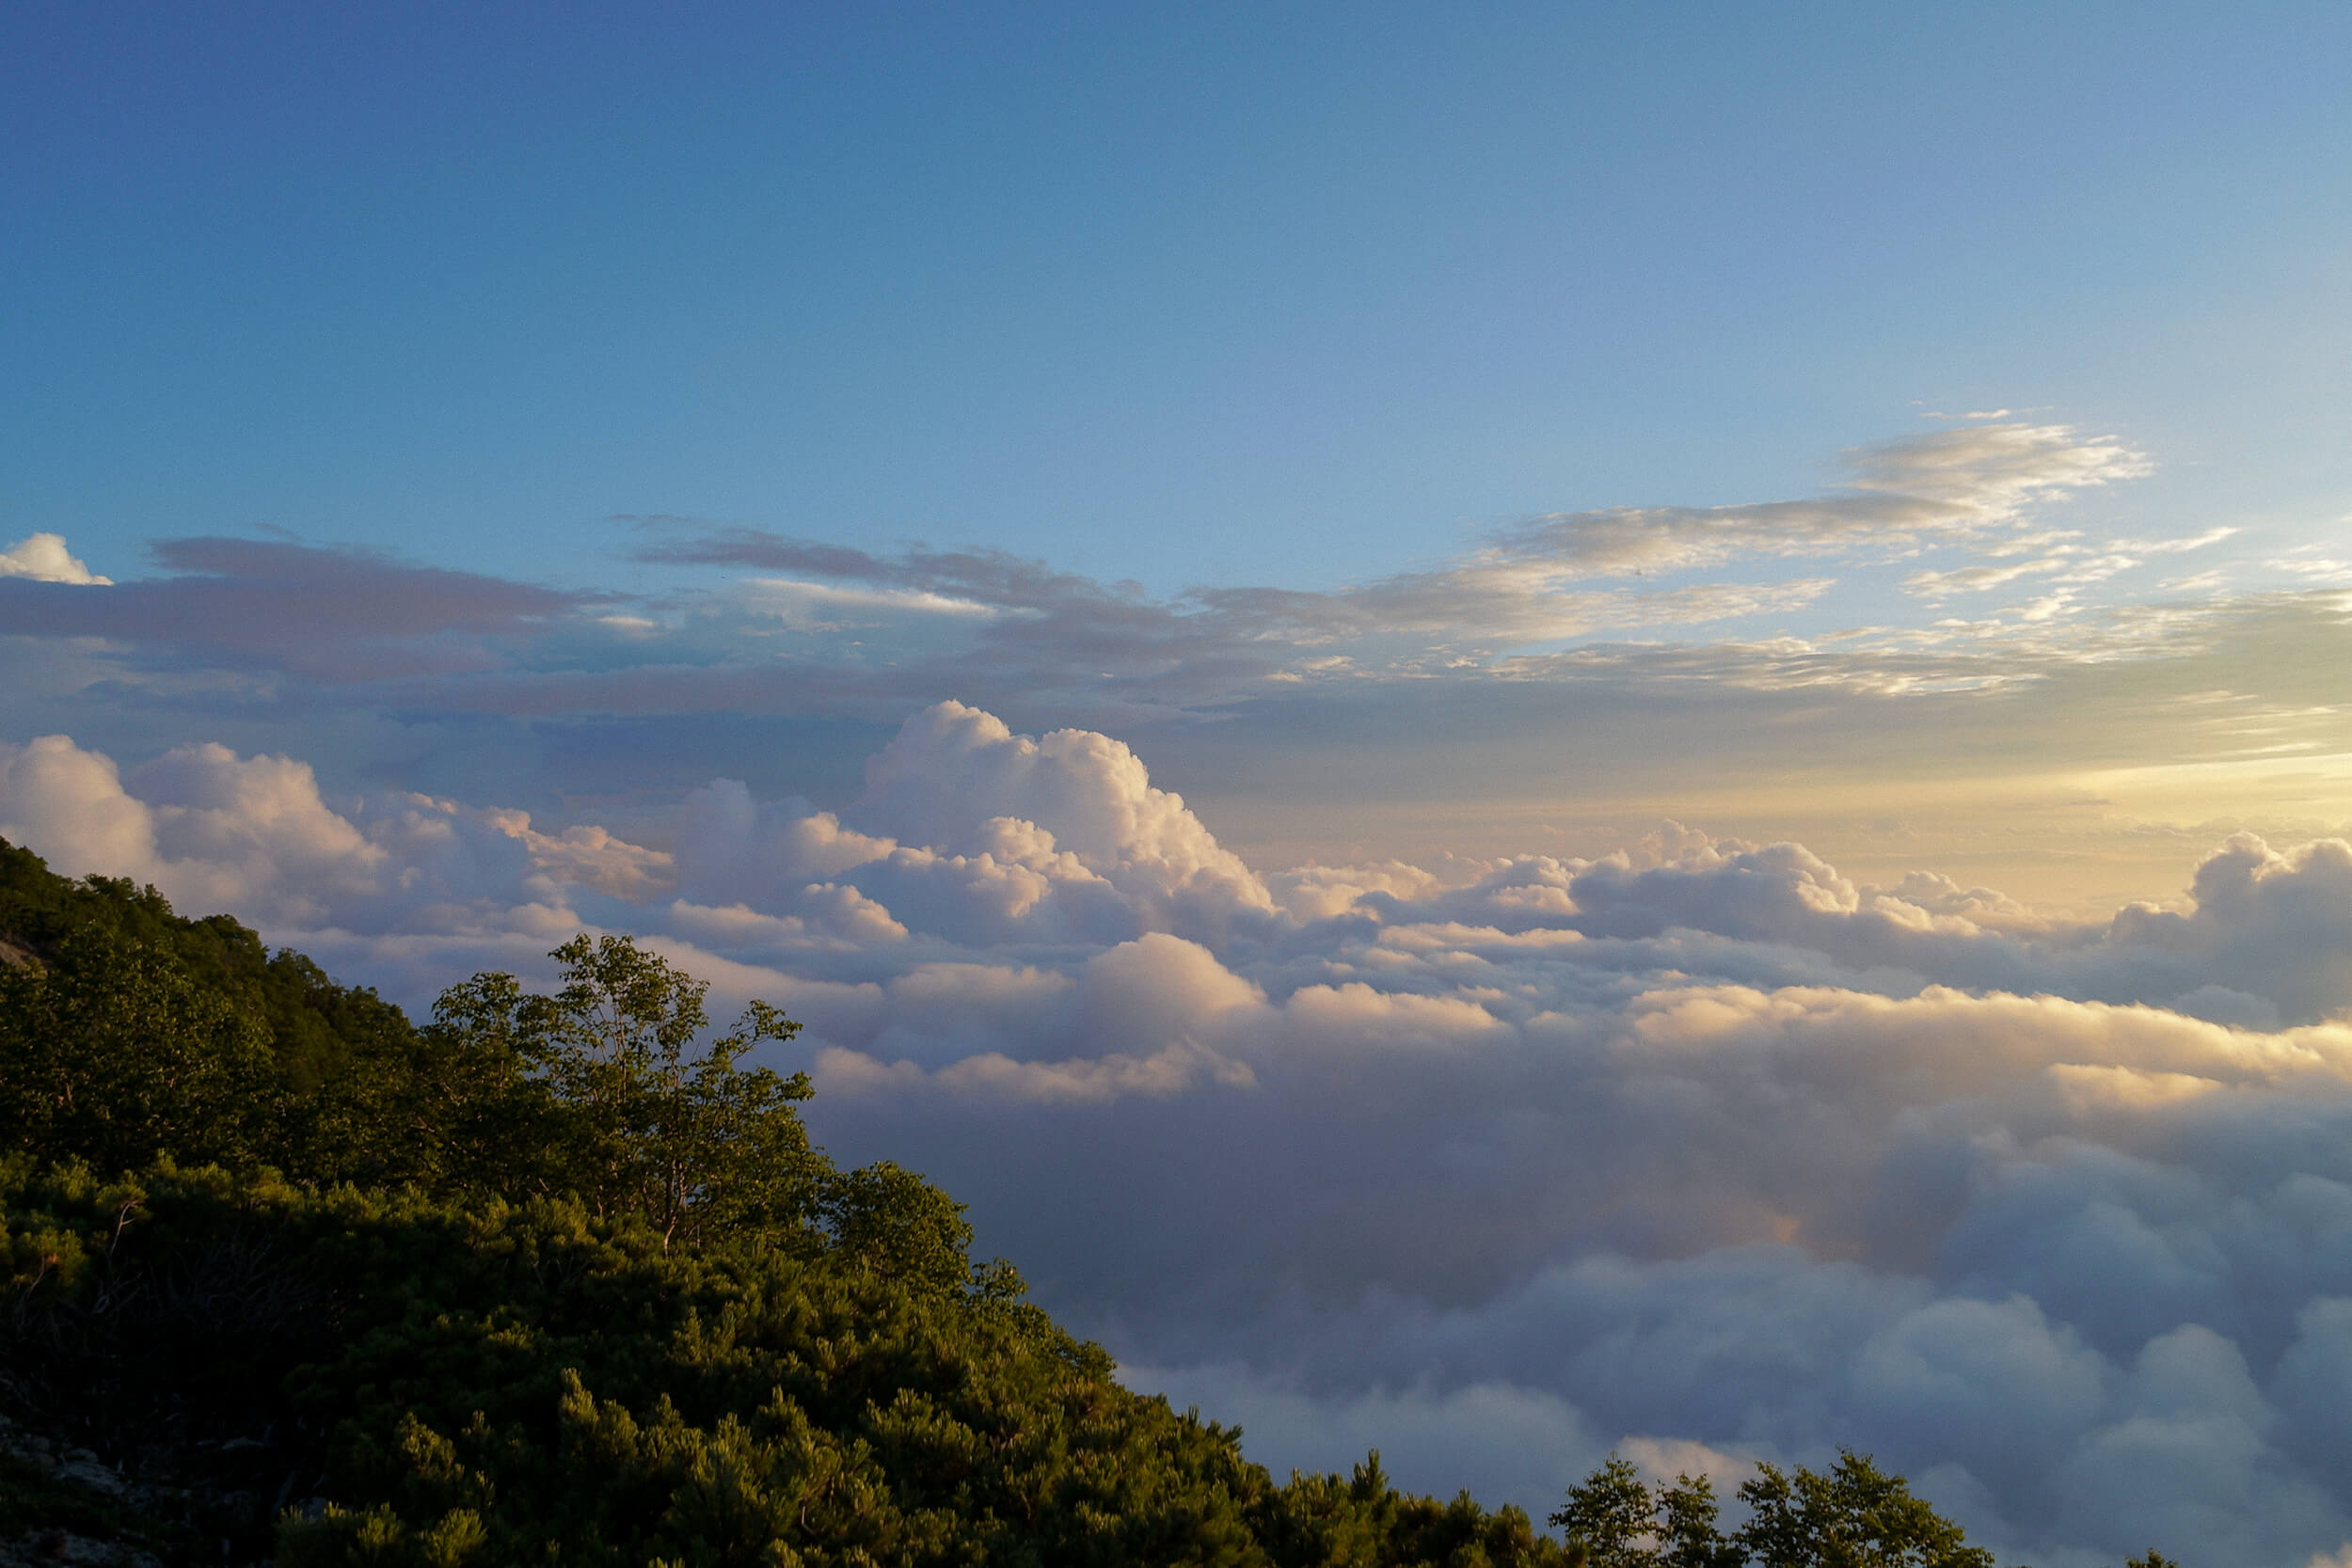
{"left": 13, "top": 9, "right": 2352, "bottom": 1564}
{"left": 8, "top": 2, "right": 2350, "bottom": 599}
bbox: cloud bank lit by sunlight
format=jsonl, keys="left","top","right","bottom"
{"left": 10, "top": 697, "right": 2352, "bottom": 1567}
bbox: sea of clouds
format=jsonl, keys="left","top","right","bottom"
{"left": 11, "top": 700, "right": 2352, "bottom": 1567}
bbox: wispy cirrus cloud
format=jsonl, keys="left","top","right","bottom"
{"left": 0, "top": 422, "right": 2192, "bottom": 730}
{"left": 596, "top": 420, "right": 2156, "bottom": 710}
{"left": 642, "top": 420, "right": 2146, "bottom": 617}
{"left": 1902, "top": 522, "right": 2234, "bottom": 601}
{"left": 1472, "top": 420, "right": 2148, "bottom": 578}
{"left": 1901, "top": 558, "right": 2070, "bottom": 598}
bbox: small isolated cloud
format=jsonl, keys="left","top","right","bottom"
{"left": 740, "top": 576, "right": 1005, "bottom": 631}
{"left": 2121, "top": 526, "right": 2239, "bottom": 555}
{"left": 2271, "top": 554, "right": 2352, "bottom": 583}
{"left": 1903, "top": 559, "right": 2068, "bottom": 598}
{"left": 0, "top": 532, "right": 109, "bottom": 585}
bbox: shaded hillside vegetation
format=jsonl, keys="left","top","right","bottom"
{"left": 0, "top": 838, "right": 2168, "bottom": 1568}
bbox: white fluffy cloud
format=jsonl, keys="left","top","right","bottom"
{"left": 0, "top": 735, "right": 632, "bottom": 990}
{"left": 14, "top": 703, "right": 2352, "bottom": 1565}
{"left": 0, "top": 531, "right": 109, "bottom": 585}
{"left": 670, "top": 702, "right": 1276, "bottom": 953}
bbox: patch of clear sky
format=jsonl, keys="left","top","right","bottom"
{"left": 4, "top": 1, "right": 2349, "bottom": 598}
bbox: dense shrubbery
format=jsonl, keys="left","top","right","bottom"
{"left": 0, "top": 838, "right": 2168, "bottom": 1567}
{"left": 6, "top": 1163, "right": 1262, "bottom": 1566}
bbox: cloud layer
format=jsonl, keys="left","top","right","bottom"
{"left": 615, "top": 420, "right": 2167, "bottom": 712}
{"left": 9, "top": 703, "right": 2352, "bottom": 1565}
{"left": 5, "top": 418, "right": 2337, "bottom": 927}
{"left": 0, "top": 420, "right": 2206, "bottom": 739}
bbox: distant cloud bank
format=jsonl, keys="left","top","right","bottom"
{"left": 9, "top": 701, "right": 2352, "bottom": 1567}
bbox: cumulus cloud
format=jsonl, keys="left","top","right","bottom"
{"left": 0, "top": 733, "right": 643, "bottom": 993}
{"left": 15, "top": 703, "right": 2352, "bottom": 1564}
{"left": 0, "top": 532, "right": 109, "bottom": 585}
{"left": 659, "top": 702, "right": 1280, "bottom": 956}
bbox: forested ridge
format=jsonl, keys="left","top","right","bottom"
{"left": 0, "top": 837, "right": 2171, "bottom": 1568}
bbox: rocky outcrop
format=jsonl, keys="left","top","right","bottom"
{"left": 0, "top": 1408, "right": 185, "bottom": 1568}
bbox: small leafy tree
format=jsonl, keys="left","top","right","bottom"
{"left": 1656, "top": 1473, "right": 1742, "bottom": 1568}
{"left": 469, "top": 933, "right": 822, "bottom": 1246}
{"left": 1551, "top": 1455, "right": 1659, "bottom": 1567}
{"left": 819, "top": 1157, "right": 983, "bottom": 1293}
{"left": 422, "top": 936, "right": 1007, "bottom": 1283}
{"left": 1732, "top": 1451, "right": 1994, "bottom": 1568}
{"left": 1553, "top": 1450, "right": 2018, "bottom": 1568}
{"left": 287, "top": 967, "right": 561, "bottom": 1199}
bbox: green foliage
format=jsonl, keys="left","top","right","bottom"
{"left": 2, "top": 1164, "right": 1567, "bottom": 1568}
{"left": 1550, "top": 1452, "right": 2008, "bottom": 1568}
{"left": 1549, "top": 1457, "right": 1740, "bottom": 1568}
{"left": 0, "top": 837, "right": 418, "bottom": 1100}
{"left": 817, "top": 1158, "right": 978, "bottom": 1293}
{"left": 0, "top": 925, "right": 280, "bottom": 1173}
{"left": 501, "top": 933, "right": 821, "bottom": 1247}
{"left": 1549, "top": 1456, "right": 1655, "bottom": 1567}
{"left": 1732, "top": 1452, "right": 1995, "bottom": 1568}
{"left": 297, "top": 966, "right": 562, "bottom": 1201}
{"left": 1261, "top": 1451, "right": 1563, "bottom": 1568}
{"left": 1653, "top": 1474, "right": 1740, "bottom": 1568}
